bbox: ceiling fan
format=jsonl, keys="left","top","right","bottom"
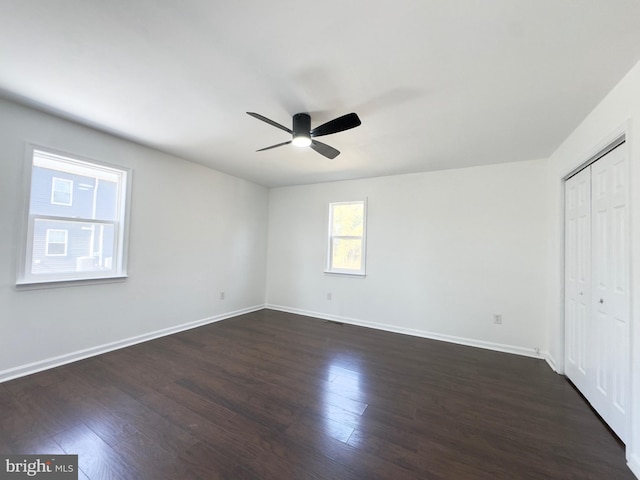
{"left": 246, "top": 111, "right": 361, "bottom": 159}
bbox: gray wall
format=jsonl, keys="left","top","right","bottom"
{"left": 0, "top": 98, "right": 269, "bottom": 379}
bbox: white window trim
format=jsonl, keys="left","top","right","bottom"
{"left": 45, "top": 229, "right": 68, "bottom": 256}
{"left": 16, "top": 144, "right": 132, "bottom": 287}
{"left": 325, "top": 199, "right": 367, "bottom": 276}
{"left": 51, "top": 177, "right": 73, "bottom": 206}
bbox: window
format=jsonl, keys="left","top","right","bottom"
{"left": 326, "top": 200, "right": 367, "bottom": 275}
{"left": 51, "top": 177, "right": 73, "bottom": 206}
{"left": 45, "top": 229, "right": 68, "bottom": 256}
{"left": 18, "top": 147, "right": 131, "bottom": 285}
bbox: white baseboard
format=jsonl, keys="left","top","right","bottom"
{"left": 544, "top": 352, "right": 560, "bottom": 373}
{"left": 266, "top": 304, "right": 546, "bottom": 360}
{"left": 629, "top": 453, "right": 640, "bottom": 479}
{"left": 0, "top": 305, "right": 264, "bottom": 384}
{"left": 1, "top": 304, "right": 555, "bottom": 384}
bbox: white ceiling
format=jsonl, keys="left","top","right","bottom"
{"left": 1, "top": 1, "right": 640, "bottom": 187}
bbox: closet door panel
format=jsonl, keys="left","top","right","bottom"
{"left": 608, "top": 147, "right": 630, "bottom": 425}
{"left": 613, "top": 316, "right": 629, "bottom": 414}
{"left": 564, "top": 167, "right": 591, "bottom": 391}
{"left": 590, "top": 145, "right": 629, "bottom": 442}
{"left": 594, "top": 310, "right": 609, "bottom": 396}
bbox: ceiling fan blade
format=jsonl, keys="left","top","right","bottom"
{"left": 310, "top": 140, "right": 340, "bottom": 159}
{"left": 256, "top": 140, "right": 292, "bottom": 152}
{"left": 310, "top": 113, "right": 361, "bottom": 137}
{"left": 247, "top": 112, "right": 292, "bottom": 134}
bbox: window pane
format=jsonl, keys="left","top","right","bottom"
{"left": 32, "top": 218, "right": 116, "bottom": 276}
{"left": 332, "top": 203, "right": 364, "bottom": 236}
{"left": 45, "top": 229, "right": 67, "bottom": 256}
{"left": 331, "top": 237, "right": 362, "bottom": 270}
{"left": 46, "top": 242, "right": 66, "bottom": 256}
{"left": 327, "top": 200, "right": 366, "bottom": 274}
{"left": 52, "top": 189, "right": 71, "bottom": 205}
{"left": 31, "top": 153, "right": 121, "bottom": 221}
{"left": 51, "top": 178, "right": 73, "bottom": 205}
{"left": 47, "top": 230, "right": 67, "bottom": 244}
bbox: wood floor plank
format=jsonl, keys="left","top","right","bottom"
{"left": 0, "top": 309, "right": 633, "bottom": 479}
{"left": 53, "top": 424, "right": 131, "bottom": 479}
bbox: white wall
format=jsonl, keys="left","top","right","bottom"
{"left": 0, "top": 98, "right": 269, "bottom": 380}
{"left": 545, "top": 59, "right": 640, "bottom": 475}
{"left": 266, "top": 159, "right": 549, "bottom": 357}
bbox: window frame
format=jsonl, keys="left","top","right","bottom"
{"left": 16, "top": 144, "right": 132, "bottom": 287}
{"left": 325, "top": 199, "right": 367, "bottom": 276}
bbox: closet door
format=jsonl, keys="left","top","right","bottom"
{"left": 564, "top": 143, "right": 629, "bottom": 443}
{"left": 590, "top": 144, "right": 629, "bottom": 442}
{"left": 564, "top": 167, "right": 591, "bottom": 396}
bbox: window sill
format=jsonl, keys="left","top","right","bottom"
{"left": 16, "top": 275, "right": 128, "bottom": 291}
{"left": 324, "top": 270, "right": 366, "bottom": 278}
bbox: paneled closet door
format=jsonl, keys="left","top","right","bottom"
{"left": 564, "top": 167, "right": 591, "bottom": 396}
{"left": 590, "top": 144, "right": 629, "bottom": 442}
{"left": 564, "top": 143, "right": 629, "bottom": 443}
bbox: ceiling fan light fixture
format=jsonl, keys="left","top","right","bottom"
{"left": 292, "top": 135, "right": 312, "bottom": 147}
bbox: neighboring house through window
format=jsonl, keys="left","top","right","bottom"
{"left": 17, "top": 146, "right": 131, "bottom": 285}
{"left": 326, "top": 200, "right": 367, "bottom": 275}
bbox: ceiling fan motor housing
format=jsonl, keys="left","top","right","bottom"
{"left": 293, "top": 113, "right": 311, "bottom": 144}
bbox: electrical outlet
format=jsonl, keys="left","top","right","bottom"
{"left": 220, "top": 291, "right": 225, "bottom": 300}
{"left": 493, "top": 314, "right": 502, "bottom": 324}
{"left": 327, "top": 292, "right": 332, "bottom": 300}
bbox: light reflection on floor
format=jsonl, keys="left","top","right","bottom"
{"left": 322, "top": 359, "right": 368, "bottom": 443}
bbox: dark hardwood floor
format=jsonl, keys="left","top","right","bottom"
{"left": 0, "top": 309, "right": 632, "bottom": 479}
